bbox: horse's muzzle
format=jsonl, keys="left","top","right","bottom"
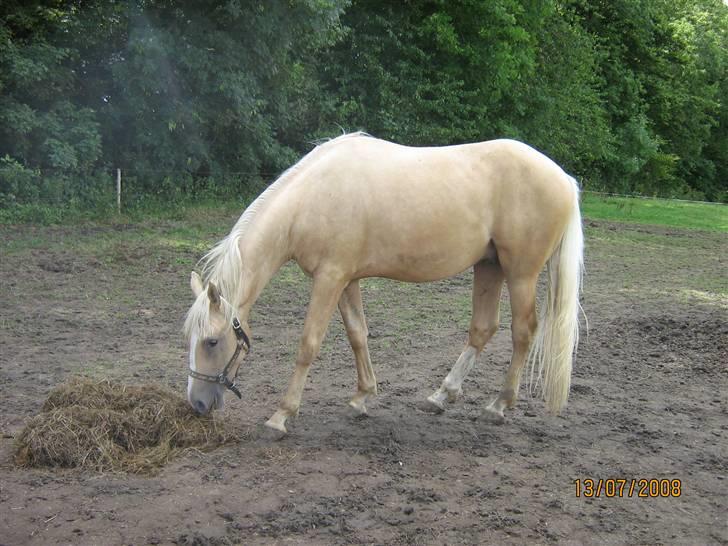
{"left": 189, "top": 388, "right": 224, "bottom": 415}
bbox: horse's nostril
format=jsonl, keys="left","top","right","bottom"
{"left": 193, "top": 399, "right": 208, "bottom": 415}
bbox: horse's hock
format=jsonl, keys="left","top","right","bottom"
{"left": 13, "top": 377, "right": 237, "bottom": 473}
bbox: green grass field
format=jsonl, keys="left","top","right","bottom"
{"left": 581, "top": 193, "right": 727, "bottom": 232}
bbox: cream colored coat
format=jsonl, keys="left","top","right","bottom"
{"left": 185, "top": 134, "right": 584, "bottom": 434}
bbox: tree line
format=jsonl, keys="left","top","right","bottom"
{"left": 1, "top": 0, "right": 726, "bottom": 215}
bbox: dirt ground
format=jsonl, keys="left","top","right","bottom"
{"left": 0, "top": 215, "right": 726, "bottom": 545}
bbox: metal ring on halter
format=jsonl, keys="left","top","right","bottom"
{"left": 188, "top": 317, "right": 250, "bottom": 399}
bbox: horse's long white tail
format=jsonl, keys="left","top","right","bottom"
{"left": 528, "top": 177, "right": 584, "bottom": 414}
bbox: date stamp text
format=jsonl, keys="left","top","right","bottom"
{"left": 574, "top": 478, "right": 682, "bottom": 498}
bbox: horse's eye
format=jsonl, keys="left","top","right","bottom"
{"left": 206, "top": 339, "right": 218, "bottom": 347}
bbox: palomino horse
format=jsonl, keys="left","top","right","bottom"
{"left": 184, "top": 133, "right": 583, "bottom": 434}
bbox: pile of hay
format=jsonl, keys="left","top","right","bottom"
{"left": 14, "top": 377, "right": 238, "bottom": 473}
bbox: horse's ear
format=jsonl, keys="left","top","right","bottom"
{"left": 190, "top": 272, "right": 203, "bottom": 297}
{"left": 207, "top": 281, "right": 221, "bottom": 308}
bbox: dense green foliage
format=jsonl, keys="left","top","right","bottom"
{"left": 1, "top": 0, "right": 726, "bottom": 218}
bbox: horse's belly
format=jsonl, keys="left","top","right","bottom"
{"left": 361, "top": 228, "right": 490, "bottom": 282}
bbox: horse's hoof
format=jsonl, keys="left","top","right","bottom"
{"left": 480, "top": 406, "right": 506, "bottom": 424}
{"left": 348, "top": 399, "right": 368, "bottom": 415}
{"left": 424, "top": 394, "right": 445, "bottom": 413}
{"left": 254, "top": 422, "right": 285, "bottom": 441}
{"left": 264, "top": 417, "right": 288, "bottom": 436}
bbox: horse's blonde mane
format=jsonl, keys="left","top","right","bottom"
{"left": 183, "top": 132, "right": 370, "bottom": 339}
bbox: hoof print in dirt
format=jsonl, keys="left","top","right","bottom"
{"left": 346, "top": 404, "right": 370, "bottom": 419}
{"left": 479, "top": 408, "right": 506, "bottom": 424}
{"left": 419, "top": 398, "right": 445, "bottom": 414}
{"left": 258, "top": 422, "right": 288, "bottom": 441}
{"left": 175, "top": 532, "right": 231, "bottom": 546}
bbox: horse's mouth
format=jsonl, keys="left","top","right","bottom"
{"left": 213, "top": 394, "right": 225, "bottom": 411}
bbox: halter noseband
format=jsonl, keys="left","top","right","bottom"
{"left": 188, "top": 317, "right": 250, "bottom": 399}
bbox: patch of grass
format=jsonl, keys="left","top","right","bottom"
{"left": 118, "top": 196, "right": 250, "bottom": 225}
{"left": 0, "top": 194, "right": 252, "bottom": 227}
{"left": 0, "top": 203, "right": 79, "bottom": 224}
{"left": 0, "top": 200, "right": 246, "bottom": 262}
{"left": 581, "top": 193, "right": 728, "bottom": 232}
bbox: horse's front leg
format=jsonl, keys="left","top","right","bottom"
{"left": 265, "top": 270, "right": 347, "bottom": 434}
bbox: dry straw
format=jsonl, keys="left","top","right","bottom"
{"left": 14, "top": 377, "right": 239, "bottom": 473}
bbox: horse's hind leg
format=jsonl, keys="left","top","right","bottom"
{"left": 427, "top": 260, "right": 504, "bottom": 411}
{"left": 482, "top": 274, "right": 538, "bottom": 423}
{"left": 338, "top": 280, "right": 377, "bottom": 414}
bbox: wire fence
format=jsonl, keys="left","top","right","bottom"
{"left": 95, "top": 169, "right": 281, "bottom": 178}
{"left": 0, "top": 166, "right": 281, "bottom": 178}
{"left": 110, "top": 172, "right": 727, "bottom": 206}
{"left": 580, "top": 190, "right": 726, "bottom": 206}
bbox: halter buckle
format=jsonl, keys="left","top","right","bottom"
{"left": 231, "top": 317, "right": 250, "bottom": 350}
{"left": 216, "top": 372, "right": 243, "bottom": 399}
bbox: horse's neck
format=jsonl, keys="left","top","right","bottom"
{"left": 236, "top": 204, "right": 292, "bottom": 321}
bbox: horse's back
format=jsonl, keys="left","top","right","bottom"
{"left": 310, "top": 135, "right": 573, "bottom": 203}
{"left": 286, "top": 135, "right": 577, "bottom": 281}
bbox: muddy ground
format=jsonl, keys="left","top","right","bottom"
{"left": 0, "top": 214, "right": 726, "bottom": 545}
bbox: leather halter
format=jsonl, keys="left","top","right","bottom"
{"left": 188, "top": 317, "right": 250, "bottom": 399}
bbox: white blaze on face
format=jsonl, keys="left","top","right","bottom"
{"left": 187, "top": 333, "right": 198, "bottom": 400}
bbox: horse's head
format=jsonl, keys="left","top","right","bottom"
{"left": 184, "top": 271, "right": 250, "bottom": 415}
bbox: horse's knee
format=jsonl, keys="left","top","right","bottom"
{"left": 469, "top": 322, "right": 498, "bottom": 351}
{"left": 297, "top": 336, "right": 320, "bottom": 364}
{"left": 348, "top": 325, "right": 368, "bottom": 352}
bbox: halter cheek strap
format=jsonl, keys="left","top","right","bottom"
{"left": 188, "top": 317, "right": 250, "bottom": 399}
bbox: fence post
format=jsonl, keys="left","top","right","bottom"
{"left": 116, "top": 168, "right": 121, "bottom": 214}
